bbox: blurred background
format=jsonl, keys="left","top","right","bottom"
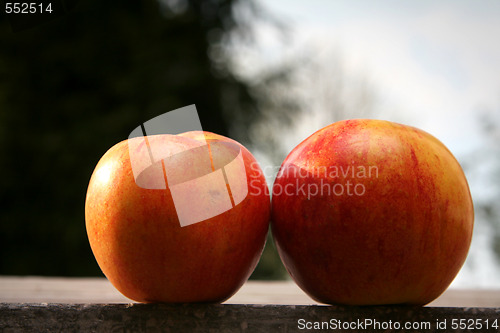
{"left": 0, "top": 0, "right": 499, "bottom": 287}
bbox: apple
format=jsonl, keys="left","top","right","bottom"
{"left": 271, "top": 119, "right": 474, "bottom": 305}
{"left": 85, "top": 131, "right": 270, "bottom": 303}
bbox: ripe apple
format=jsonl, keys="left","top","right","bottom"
{"left": 271, "top": 119, "right": 474, "bottom": 305}
{"left": 85, "top": 131, "right": 270, "bottom": 303}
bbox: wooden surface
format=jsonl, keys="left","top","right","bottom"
{"left": 2, "top": 303, "right": 500, "bottom": 333}
{"left": 1, "top": 277, "right": 500, "bottom": 332}
{"left": 1, "top": 276, "right": 500, "bottom": 307}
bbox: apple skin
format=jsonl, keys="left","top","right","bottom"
{"left": 271, "top": 119, "right": 474, "bottom": 305}
{"left": 85, "top": 131, "right": 270, "bottom": 303}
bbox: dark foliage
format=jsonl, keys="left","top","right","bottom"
{"left": 0, "top": 0, "right": 287, "bottom": 278}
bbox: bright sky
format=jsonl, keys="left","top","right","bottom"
{"left": 249, "top": 0, "right": 500, "bottom": 288}
{"left": 253, "top": 0, "right": 500, "bottom": 151}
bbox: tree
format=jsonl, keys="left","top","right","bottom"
{"left": 249, "top": 46, "right": 376, "bottom": 168}
{"left": 474, "top": 110, "right": 500, "bottom": 262}
{"left": 0, "top": 0, "right": 276, "bottom": 276}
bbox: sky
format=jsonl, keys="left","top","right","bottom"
{"left": 250, "top": 0, "right": 500, "bottom": 151}
{"left": 245, "top": 0, "right": 500, "bottom": 288}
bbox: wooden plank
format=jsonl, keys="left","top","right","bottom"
{"left": 1, "top": 276, "right": 500, "bottom": 307}
{"left": 1, "top": 277, "right": 500, "bottom": 332}
{"left": 1, "top": 303, "right": 499, "bottom": 333}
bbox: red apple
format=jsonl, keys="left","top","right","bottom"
{"left": 271, "top": 119, "right": 474, "bottom": 305}
{"left": 85, "top": 131, "right": 270, "bottom": 303}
